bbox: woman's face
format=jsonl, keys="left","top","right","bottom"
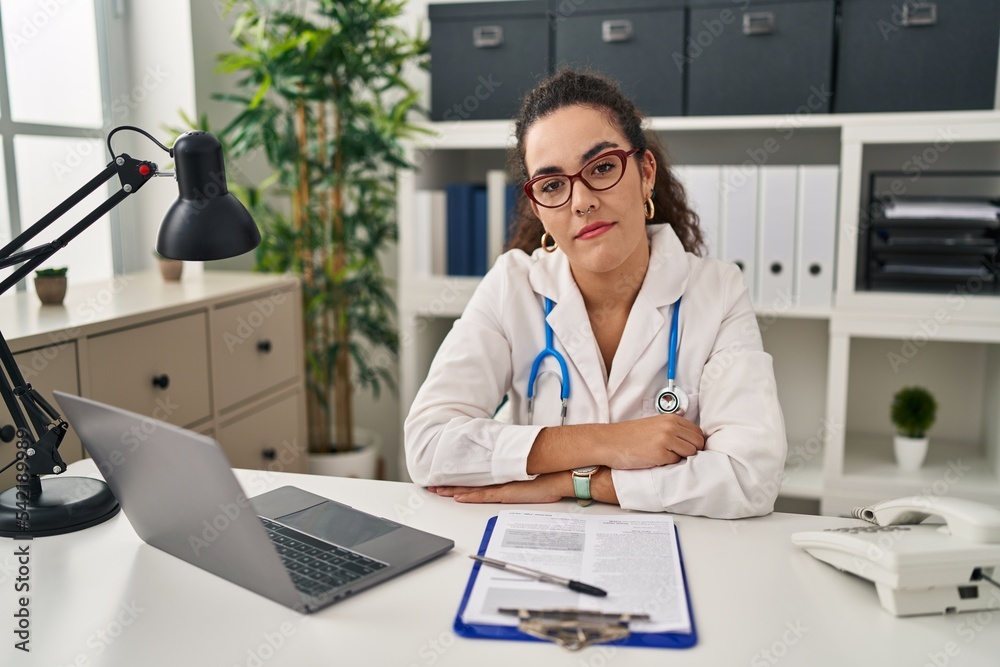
{"left": 523, "top": 104, "right": 655, "bottom": 278}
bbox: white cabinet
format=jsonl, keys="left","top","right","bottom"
{"left": 396, "top": 112, "right": 1000, "bottom": 515}
{"left": 0, "top": 271, "right": 308, "bottom": 485}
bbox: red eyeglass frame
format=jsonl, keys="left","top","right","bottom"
{"left": 523, "top": 148, "right": 643, "bottom": 209}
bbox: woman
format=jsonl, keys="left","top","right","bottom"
{"left": 404, "top": 70, "right": 786, "bottom": 518}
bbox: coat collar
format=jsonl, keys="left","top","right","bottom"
{"left": 526, "top": 224, "right": 691, "bottom": 398}
{"left": 527, "top": 223, "right": 689, "bottom": 305}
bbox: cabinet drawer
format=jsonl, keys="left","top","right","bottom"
{"left": 86, "top": 312, "right": 211, "bottom": 427}
{"left": 217, "top": 392, "right": 305, "bottom": 472}
{"left": 211, "top": 291, "right": 299, "bottom": 411}
{"left": 554, "top": 0, "right": 685, "bottom": 117}
{"left": 0, "top": 343, "right": 82, "bottom": 491}
{"left": 687, "top": 0, "right": 836, "bottom": 116}
{"left": 430, "top": 1, "right": 550, "bottom": 121}
{"left": 835, "top": 0, "right": 1000, "bottom": 113}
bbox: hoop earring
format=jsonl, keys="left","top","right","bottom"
{"left": 540, "top": 231, "right": 558, "bottom": 253}
{"left": 644, "top": 196, "right": 655, "bottom": 220}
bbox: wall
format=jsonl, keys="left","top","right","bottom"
{"left": 110, "top": 0, "right": 199, "bottom": 277}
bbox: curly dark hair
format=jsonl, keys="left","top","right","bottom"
{"left": 506, "top": 69, "right": 705, "bottom": 257}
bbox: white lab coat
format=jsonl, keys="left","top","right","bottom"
{"left": 405, "top": 223, "right": 787, "bottom": 518}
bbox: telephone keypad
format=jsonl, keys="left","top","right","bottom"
{"left": 823, "top": 526, "right": 911, "bottom": 533}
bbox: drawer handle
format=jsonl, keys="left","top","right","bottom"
{"left": 770, "top": 262, "right": 783, "bottom": 275}
{"left": 809, "top": 263, "right": 822, "bottom": 276}
{"left": 902, "top": 2, "right": 937, "bottom": 27}
{"left": 472, "top": 25, "right": 503, "bottom": 49}
{"left": 0, "top": 424, "right": 14, "bottom": 443}
{"left": 602, "top": 19, "right": 633, "bottom": 43}
{"left": 743, "top": 11, "right": 775, "bottom": 36}
{"left": 152, "top": 374, "right": 170, "bottom": 390}
{"left": 257, "top": 339, "right": 272, "bottom": 353}
{"left": 262, "top": 448, "right": 277, "bottom": 461}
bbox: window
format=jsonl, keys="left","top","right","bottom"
{"left": 0, "top": 0, "right": 115, "bottom": 291}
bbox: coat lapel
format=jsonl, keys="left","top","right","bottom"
{"left": 607, "top": 224, "right": 690, "bottom": 397}
{"left": 528, "top": 251, "right": 609, "bottom": 409}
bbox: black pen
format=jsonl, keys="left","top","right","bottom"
{"left": 469, "top": 555, "right": 608, "bottom": 597}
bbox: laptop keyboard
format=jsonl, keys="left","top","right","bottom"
{"left": 261, "top": 517, "right": 388, "bottom": 598}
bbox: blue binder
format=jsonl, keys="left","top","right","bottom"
{"left": 453, "top": 516, "right": 698, "bottom": 649}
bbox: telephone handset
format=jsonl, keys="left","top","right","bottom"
{"left": 792, "top": 496, "right": 1000, "bottom": 617}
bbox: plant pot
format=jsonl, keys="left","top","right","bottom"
{"left": 34, "top": 276, "right": 67, "bottom": 305}
{"left": 158, "top": 258, "right": 183, "bottom": 281}
{"left": 307, "top": 427, "right": 382, "bottom": 479}
{"left": 893, "top": 434, "right": 928, "bottom": 471}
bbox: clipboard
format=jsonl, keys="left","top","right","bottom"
{"left": 453, "top": 516, "right": 698, "bottom": 650}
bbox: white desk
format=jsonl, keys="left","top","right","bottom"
{"left": 3, "top": 460, "right": 998, "bottom": 666}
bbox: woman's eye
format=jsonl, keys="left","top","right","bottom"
{"left": 591, "top": 161, "right": 615, "bottom": 175}
{"left": 541, "top": 179, "right": 565, "bottom": 193}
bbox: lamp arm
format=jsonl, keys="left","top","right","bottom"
{"left": 0, "top": 153, "right": 157, "bottom": 497}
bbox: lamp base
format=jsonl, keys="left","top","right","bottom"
{"left": 0, "top": 477, "right": 120, "bottom": 537}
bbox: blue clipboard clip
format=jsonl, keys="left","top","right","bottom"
{"left": 498, "top": 608, "right": 651, "bottom": 651}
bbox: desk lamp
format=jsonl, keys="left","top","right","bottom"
{"left": 0, "top": 126, "right": 260, "bottom": 537}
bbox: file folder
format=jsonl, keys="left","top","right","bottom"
{"left": 674, "top": 165, "right": 722, "bottom": 258}
{"left": 796, "top": 166, "right": 838, "bottom": 308}
{"left": 758, "top": 166, "right": 798, "bottom": 310}
{"left": 454, "top": 516, "right": 698, "bottom": 650}
{"left": 721, "top": 166, "right": 759, "bottom": 303}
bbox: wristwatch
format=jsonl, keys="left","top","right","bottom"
{"left": 572, "top": 466, "right": 599, "bottom": 507}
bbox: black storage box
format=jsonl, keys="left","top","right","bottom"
{"left": 686, "top": 0, "right": 836, "bottom": 116}
{"left": 429, "top": 1, "right": 551, "bottom": 121}
{"left": 553, "top": 0, "right": 685, "bottom": 117}
{"left": 835, "top": 0, "right": 1000, "bottom": 113}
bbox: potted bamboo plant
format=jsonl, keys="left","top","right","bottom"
{"left": 891, "top": 386, "right": 937, "bottom": 471}
{"left": 215, "top": 0, "right": 428, "bottom": 476}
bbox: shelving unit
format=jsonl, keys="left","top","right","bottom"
{"left": 396, "top": 110, "right": 1000, "bottom": 515}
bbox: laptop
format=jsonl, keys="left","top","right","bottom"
{"left": 53, "top": 391, "right": 454, "bottom": 613}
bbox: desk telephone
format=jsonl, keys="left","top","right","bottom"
{"left": 792, "top": 496, "right": 1000, "bottom": 616}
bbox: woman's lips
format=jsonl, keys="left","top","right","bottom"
{"left": 576, "top": 222, "right": 615, "bottom": 240}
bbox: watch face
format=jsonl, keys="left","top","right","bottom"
{"left": 573, "top": 465, "right": 599, "bottom": 476}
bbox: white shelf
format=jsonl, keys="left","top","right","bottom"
{"left": 410, "top": 110, "right": 1000, "bottom": 150}
{"left": 780, "top": 447, "right": 825, "bottom": 500}
{"left": 841, "top": 434, "right": 999, "bottom": 499}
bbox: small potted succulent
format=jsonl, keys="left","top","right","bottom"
{"left": 33, "top": 267, "right": 68, "bottom": 305}
{"left": 891, "top": 386, "right": 937, "bottom": 471}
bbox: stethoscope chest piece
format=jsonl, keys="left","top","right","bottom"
{"left": 655, "top": 382, "right": 688, "bottom": 416}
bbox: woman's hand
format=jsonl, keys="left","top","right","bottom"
{"left": 602, "top": 415, "right": 706, "bottom": 469}
{"left": 428, "top": 472, "right": 571, "bottom": 504}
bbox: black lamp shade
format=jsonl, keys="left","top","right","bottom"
{"left": 155, "top": 132, "right": 261, "bottom": 261}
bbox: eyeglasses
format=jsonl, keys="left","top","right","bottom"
{"left": 523, "top": 148, "right": 642, "bottom": 209}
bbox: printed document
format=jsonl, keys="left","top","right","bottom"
{"left": 462, "top": 511, "right": 691, "bottom": 634}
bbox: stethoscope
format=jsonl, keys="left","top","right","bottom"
{"left": 526, "top": 296, "right": 687, "bottom": 424}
